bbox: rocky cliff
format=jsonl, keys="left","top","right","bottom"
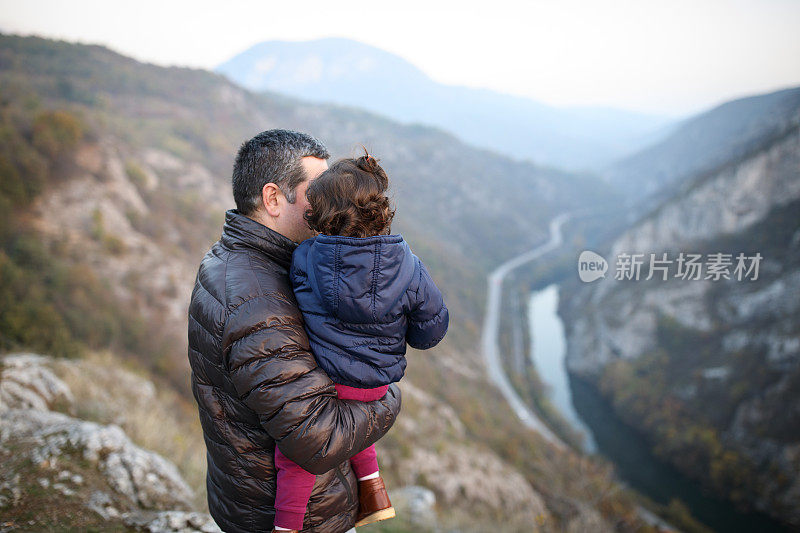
{"left": 561, "top": 115, "right": 800, "bottom": 525}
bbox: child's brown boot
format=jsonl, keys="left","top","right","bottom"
{"left": 355, "top": 476, "right": 396, "bottom": 527}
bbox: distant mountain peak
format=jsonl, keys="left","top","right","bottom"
{"left": 216, "top": 38, "right": 673, "bottom": 171}
{"left": 218, "top": 37, "right": 431, "bottom": 92}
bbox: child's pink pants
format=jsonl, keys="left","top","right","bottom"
{"left": 273, "top": 383, "right": 389, "bottom": 530}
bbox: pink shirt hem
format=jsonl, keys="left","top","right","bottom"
{"left": 333, "top": 383, "right": 390, "bottom": 402}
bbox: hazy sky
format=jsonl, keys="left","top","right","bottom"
{"left": 1, "top": 0, "right": 798, "bottom": 116}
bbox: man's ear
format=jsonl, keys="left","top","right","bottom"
{"left": 261, "top": 183, "right": 282, "bottom": 218}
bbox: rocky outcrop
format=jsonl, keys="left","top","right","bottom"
{"left": 3, "top": 409, "right": 193, "bottom": 510}
{"left": 32, "top": 141, "right": 230, "bottom": 331}
{"left": 0, "top": 353, "right": 74, "bottom": 412}
{"left": 0, "top": 353, "right": 219, "bottom": 532}
{"left": 123, "top": 511, "right": 221, "bottom": 533}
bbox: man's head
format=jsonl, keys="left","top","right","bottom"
{"left": 232, "top": 129, "right": 329, "bottom": 243}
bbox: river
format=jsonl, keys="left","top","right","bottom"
{"left": 526, "top": 283, "right": 789, "bottom": 533}
{"left": 527, "top": 285, "right": 597, "bottom": 453}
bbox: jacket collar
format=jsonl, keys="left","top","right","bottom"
{"left": 220, "top": 209, "right": 297, "bottom": 269}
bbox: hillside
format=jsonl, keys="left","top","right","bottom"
{"left": 603, "top": 86, "right": 800, "bottom": 201}
{"left": 216, "top": 37, "right": 673, "bottom": 171}
{"left": 0, "top": 33, "right": 612, "bottom": 369}
{"left": 561, "top": 110, "right": 800, "bottom": 526}
{"left": 0, "top": 34, "right": 660, "bottom": 532}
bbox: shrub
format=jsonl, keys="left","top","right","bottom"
{"left": 32, "top": 109, "right": 84, "bottom": 159}
{"left": 125, "top": 160, "right": 148, "bottom": 190}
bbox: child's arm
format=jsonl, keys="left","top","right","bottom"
{"left": 406, "top": 260, "right": 449, "bottom": 350}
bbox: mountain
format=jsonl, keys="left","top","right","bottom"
{"left": 0, "top": 34, "right": 662, "bottom": 531}
{"left": 603, "top": 86, "right": 800, "bottom": 201}
{"left": 216, "top": 38, "right": 674, "bottom": 171}
{"left": 560, "top": 93, "right": 800, "bottom": 526}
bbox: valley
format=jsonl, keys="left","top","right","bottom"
{"left": 0, "top": 31, "right": 798, "bottom": 533}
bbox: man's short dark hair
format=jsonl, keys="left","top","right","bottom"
{"left": 232, "top": 129, "right": 329, "bottom": 215}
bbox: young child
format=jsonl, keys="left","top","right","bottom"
{"left": 272, "top": 152, "right": 449, "bottom": 532}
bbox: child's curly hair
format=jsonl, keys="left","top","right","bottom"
{"left": 304, "top": 150, "right": 395, "bottom": 238}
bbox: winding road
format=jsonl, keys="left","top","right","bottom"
{"left": 481, "top": 213, "right": 571, "bottom": 450}
{"left": 480, "top": 211, "right": 682, "bottom": 531}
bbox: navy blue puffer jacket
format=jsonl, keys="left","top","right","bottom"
{"left": 290, "top": 233, "right": 449, "bottom": 388}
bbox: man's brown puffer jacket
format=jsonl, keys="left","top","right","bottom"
{"left": 187, "top": 209, "right": 402, "bottom": 533}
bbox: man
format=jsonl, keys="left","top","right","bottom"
{"left": 187, "top": 129, "right": 401, "bottom": 533}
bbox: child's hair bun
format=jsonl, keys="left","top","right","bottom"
{"left": 355, "top": 148, "right": 388, "bottom": 189}
{"left": 356, "top": 153, "right": 378, "bottom": 172}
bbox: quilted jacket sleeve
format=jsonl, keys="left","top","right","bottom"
{"left": 406, "top": 260, "right": 449, "bottom": 350}
{"left": 222, "top": 292, "right": 401, "bottom": 475}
